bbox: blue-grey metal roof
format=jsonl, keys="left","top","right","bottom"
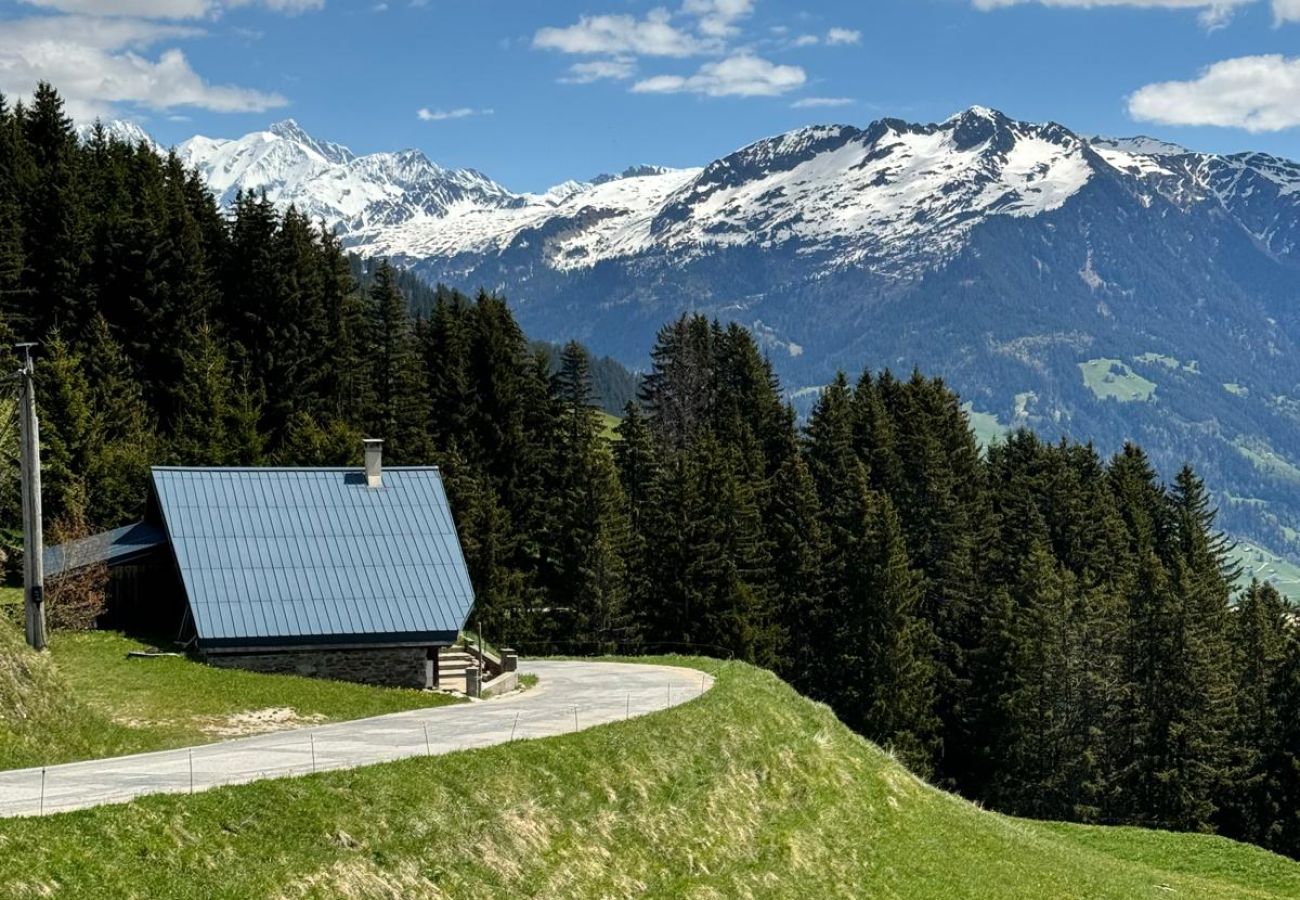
{"left": 44, "top": 521, "right": 167, "bottom": 578}
{"left": 150, "top": 467, "right": 475, "bottom": 650}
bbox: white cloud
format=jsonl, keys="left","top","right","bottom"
{"left": 681, "top": 0, "right": 754, "bottom": 37}
{"left": 1274, "top": 0, "right": 1300, "bottom": 20}
{"left": 792, "top": 96, "right": 854, "bottom": 108}
{"left": 1129, "top": 54, "right": 1300, "bottom": 131}
{"left": 417, "top": 106, "right": 494, "bottom": 121}
{"left": 793, "top": 33, "right": 820, "bottom": 46}
{"left": 240, "top": 0, "right": 322, "bottom": 12}
{"left": 0, "top": 14, "right": 286, "bottom": 119}
{"left": 561, "top": 59, "right": 637, "bottom": 83}
{"left": 632, "top": 53, "right": 805, "bottom": 97}
{"left": 533, "top": 9, "right": 709, "bottom": 57}
{"left": 18, "top": 0, "right": 324, "bottom": 16}
{"left": 971, "top": 0, "right": 1253, "bottom": 27}
{"left": 825, "top": 27, "right": 861, "bottom": 44}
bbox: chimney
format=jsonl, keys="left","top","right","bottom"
{"left": 363, "top": 439, "right": 383, "bottom": 488}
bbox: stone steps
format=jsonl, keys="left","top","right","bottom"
{"left": 436, "top": 648, "right": 477, "bottom": 692}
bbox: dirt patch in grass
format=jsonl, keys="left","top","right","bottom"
{"left": 196, "top": 707, "right": 328, "bottom": 738}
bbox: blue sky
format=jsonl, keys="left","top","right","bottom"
{"left": 3, "top": 0, "right": 1300, "bottom": 190}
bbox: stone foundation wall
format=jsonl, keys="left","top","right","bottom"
{"left": 207, "top": 646, "right": 431, "bottom": 689}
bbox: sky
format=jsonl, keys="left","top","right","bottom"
{"left": 3, "top": 0, "right": 1300, "bottom": 191}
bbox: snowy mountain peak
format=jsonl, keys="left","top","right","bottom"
{"left": 177, "top": 119, "right": 517, "bottom": 232}
{"left": 75, "top": 120, "right": 160, "bottom": 153}
{"left": 268, "top": 118, "right": 355, "bottom": 165}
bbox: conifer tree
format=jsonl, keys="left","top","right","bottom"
{"left": 78, "top": 314, "right": 156, "bottom": 526}
{"left": 546, "top": 341, "right": 633, "bottom": 650}
{"left": 365, "top": 260, "right": 427, "bottom": 462}
{"left": 318, "top": 229, "right": 369, "bottom": 424}
{"left": 169, "top": 322, "right": 265, "bottom": 466}
{"left": 640, "top": 314, "right": 715, "bottom": 451}
{"left": 436, "top": 445, "right": 534, "bottom": 647}
{"left": 1262, "top": 627, "right": 1300, "bottom": 858}
{"left": 765, "top": 419, "right": 827, "bottom": 690}
{"left": 858, "top": 491, "right": 939, "bottom": 775}
{"left": 0, "top": 96, "right": 26, "bottom": 317}
{"left": 36, "top": 332, "right": 92, "bottom": 523}
{"left": 422, "top": 287, "right": 472, "bottom": 452}
{"left": 1154, "top": 466, "right": 1236, "bottom": 832}
{"left": 1222, "top": 581, "right": 1294, "bottom": 845}
{"left": 20, "top": 84, "right": 84, "bottom": 336}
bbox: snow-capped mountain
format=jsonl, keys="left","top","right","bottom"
{"left": 75, "top": 120, "right": 159, "bottom": 153}
{"left": 175, "top": 119, "right": 518, "bottom": 233}
{"left": 94, "top": 110, "right": 1300, "bottom": 562}
{"left": 162, "top": 107, "right": 1300, "bottom": 284}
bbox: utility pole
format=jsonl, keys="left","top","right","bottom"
{"left": 16, "top": 343, "right": 45, "bottom": 651}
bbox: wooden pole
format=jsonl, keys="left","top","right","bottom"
{"left": 17, "top": 343, "right": 45, "bottom": 651}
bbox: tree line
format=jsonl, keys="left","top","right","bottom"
{"left": 3, "top": 84, "right": 1299, "bottom": 859}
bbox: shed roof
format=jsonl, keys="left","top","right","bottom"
{"left": 150, "top": 466, "right": 475, "bottom": 650}
{"left": 44, "top": 521, "right": 167, "bottom": 578}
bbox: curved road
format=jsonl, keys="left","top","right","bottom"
{"left": 0, "top": 660, "right": 714, "bottom": 818}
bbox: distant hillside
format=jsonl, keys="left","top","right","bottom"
{"left": 0, "top": 660, "right": 1295, "bottom": 897}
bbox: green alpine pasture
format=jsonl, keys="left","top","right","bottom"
{"left": 0, "top": 658, "right": 1296, "bottom": 899}
{"left": 1231, "top": 539, "right": 1300, "bottom": 602}
{"left": 0, "top": 623, "right": 459, "bottom": 771}
{"left": 1079, "top": 358, "right": 1157, "bottom": 402}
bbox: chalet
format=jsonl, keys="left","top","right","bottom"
{"left": 44, "top": 440, "right": 477, "bottom": 689}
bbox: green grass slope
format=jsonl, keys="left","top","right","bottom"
{"left": 0, "top": 616, "right": 142, "bottom": 770}
{"left": 0, "top": 659, "right": 1296, "bottom": 899}
{"left": 1, "top": 626, "right": 460, "bottom": 770}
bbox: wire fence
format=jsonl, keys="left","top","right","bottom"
{"left": 0, "top": 669, "right": 714, "bottom": 819}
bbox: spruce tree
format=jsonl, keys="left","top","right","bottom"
{"left": 169, "top": 322, "right": 265, "bottom": 466}
{"left": 1222, "top": 581, "right": 1294, "bottom": 845}
{"left": 765, "top": 419, "right": 827, "bottom": 692}
{"left": 365, "top": 260, "right": 427, "bottom": 462}
{"left": 546, "top": 341, "right": 633, "bottom": 650}
{"left": 78, "top": 314, "right": 155, "bottom": 527}
{"left": 20, "top": 83, "right": 85, "bottom": 336}
{"left": 858, "top": 491, "right": 939, "bottom": 775}
{"left": 1262, "top": 626, "right": 1300, "bottom": 858}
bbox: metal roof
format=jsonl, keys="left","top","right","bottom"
{"left": 44, "top": 521, "right": 167, "bottom": 578}
{"left": 150, "top": 467, "right": 475, "bottom": 650}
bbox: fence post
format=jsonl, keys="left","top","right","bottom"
{"left": 310, "top": 732, "right": 317, "bottom": 774}
{"left": 424, "top": 723, "right": 432, "bottom": 756}
{"left": 39, "top": 767, "right": 45, "bottom": 816}
{"left": 189, "top": 749, "right": 194, "bottom": 794}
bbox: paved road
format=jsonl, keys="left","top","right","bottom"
{"left": 0, "top": 660, "right": 713, "bottom": 818}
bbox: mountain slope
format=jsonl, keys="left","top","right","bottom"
{"left": 140, "top": 110, "right": 1300, "bottom": 563}
{"left": 0, "top": 658, "right": 1296, "bottom": 898}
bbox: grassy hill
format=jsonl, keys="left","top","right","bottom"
{"left": 0, "top": 609, "right": 144, "bottom": 770}
{"left": 0, "top": 624, "right": 459, "bottom": 771}
{"left": 0, "top": 658, "right": 1296, "bottom": 898}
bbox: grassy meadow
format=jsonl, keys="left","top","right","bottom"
{"left": 0, "top": 656, "right": 1295, "bottom": 898}
{"left": 0, "top": 624, "right": 459, "bottom": 771}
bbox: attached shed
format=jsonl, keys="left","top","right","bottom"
{"left": 46, "top": 441, "right": 477, "bottom": 689}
